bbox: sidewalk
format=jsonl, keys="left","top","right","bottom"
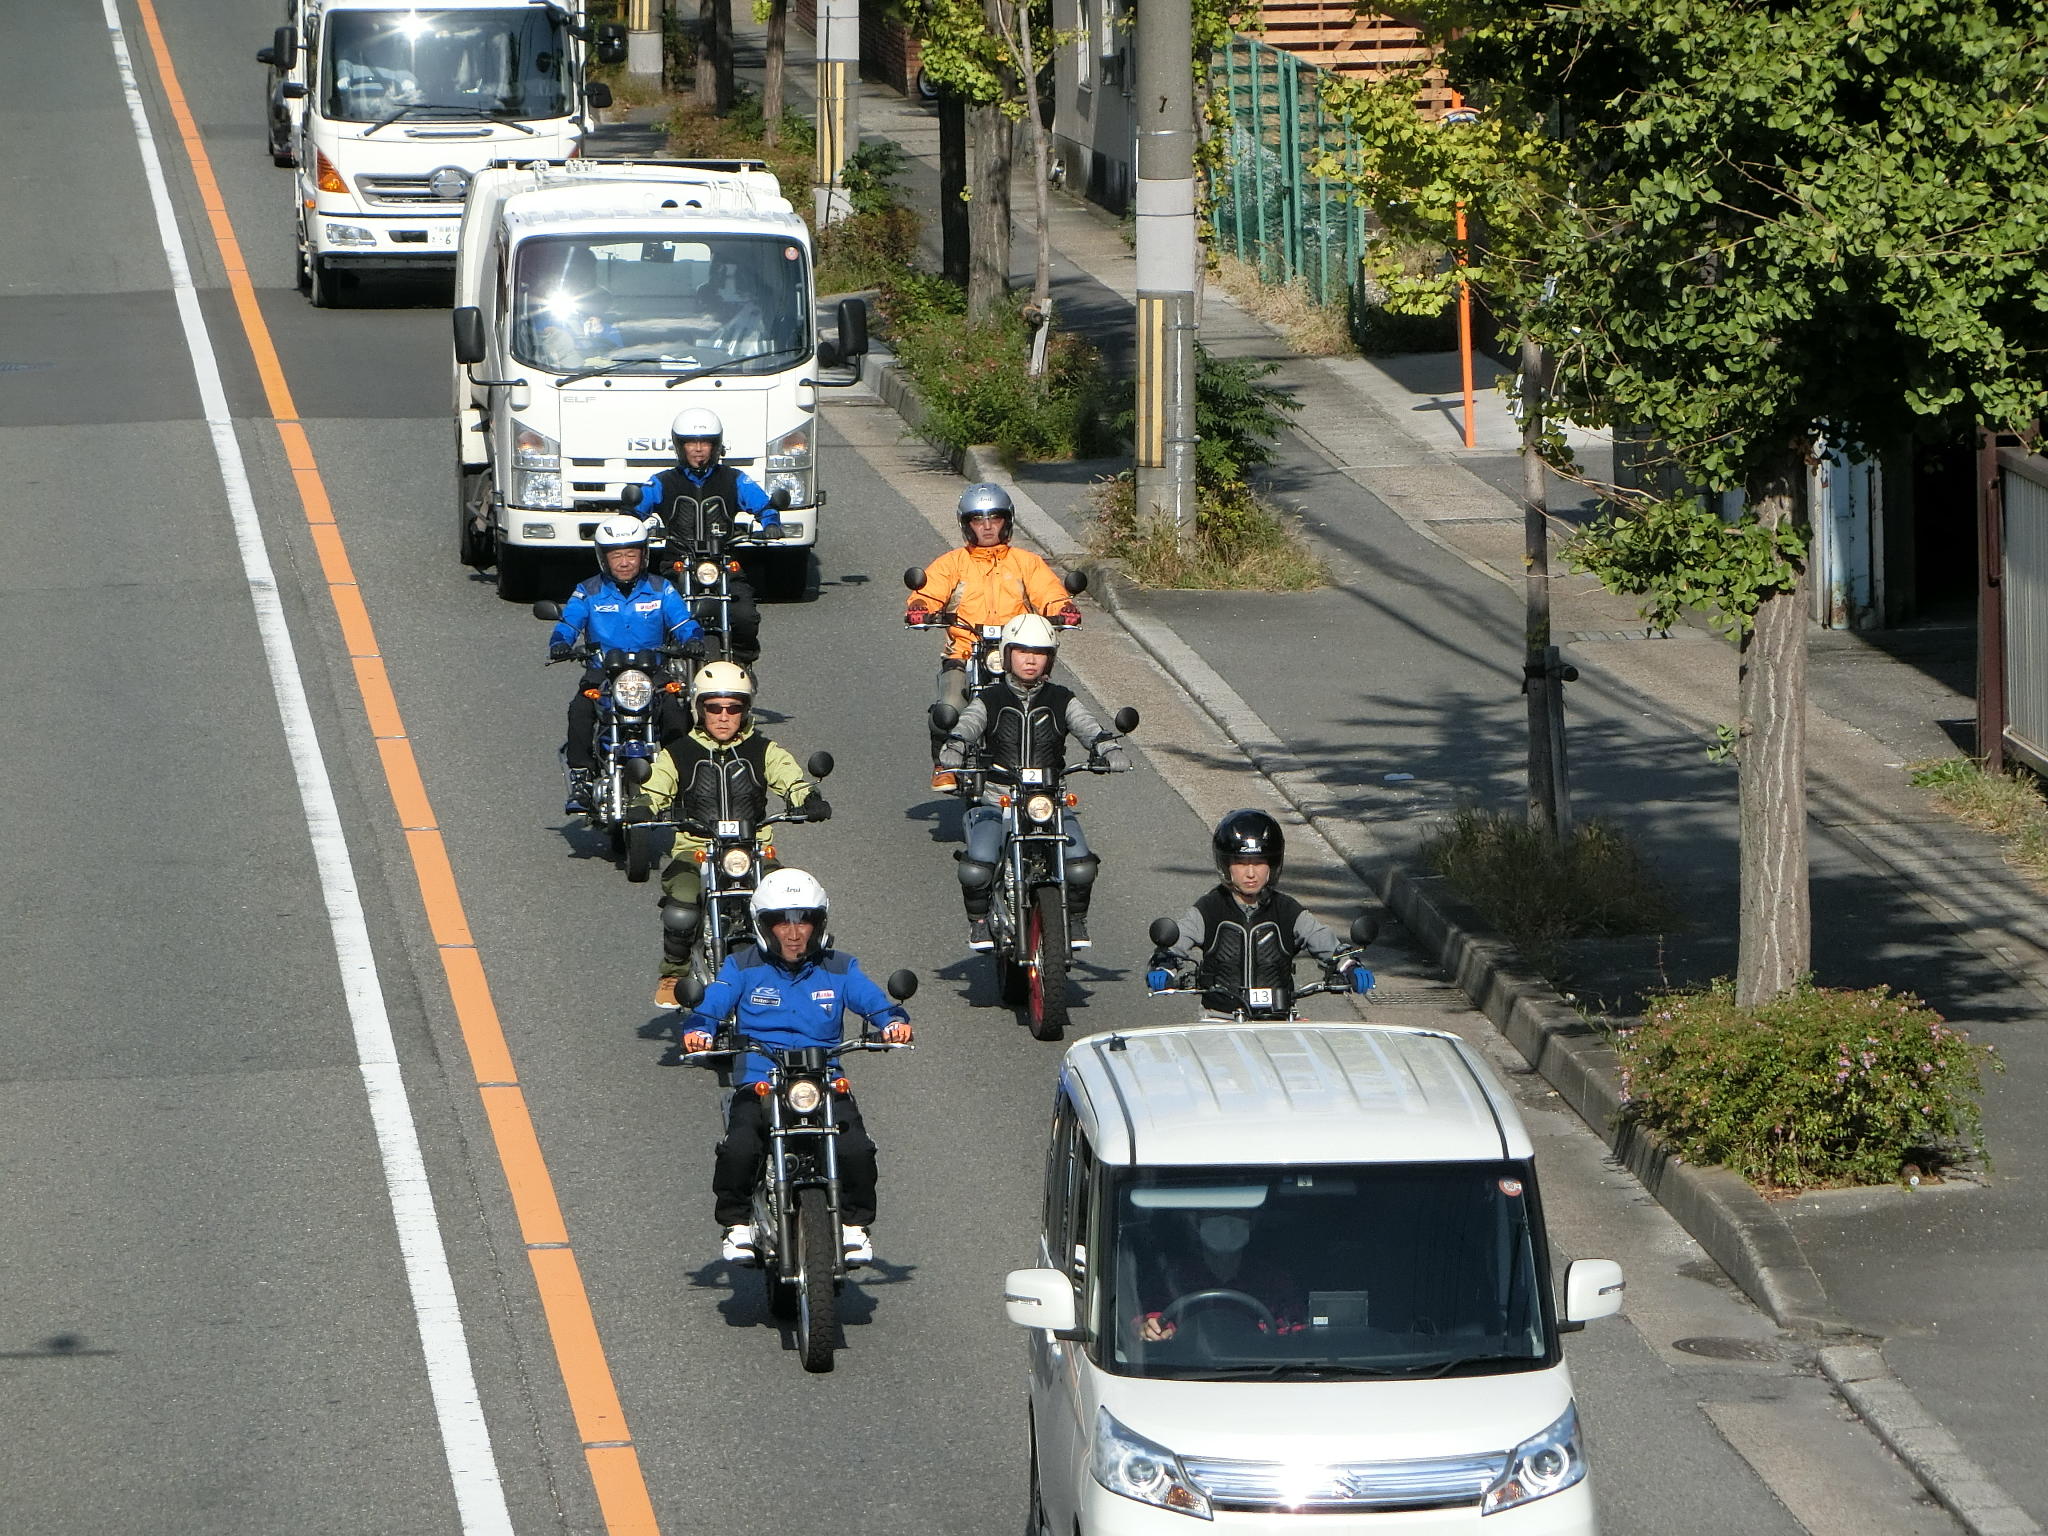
{"left": 728, "top": 31, "right": 2045, "bottom": 1531}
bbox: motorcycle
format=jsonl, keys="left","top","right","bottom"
{"left": 645, "top": 751, "right": 837, "bottom": 974}
{"left": 533, "top": 600, "right": 692, "bottom": 867}
{"left": 625, "top": 483, "right": 791, "bottom": 665}
{"left": 678, "top": 968, "right": 919, "bottom": 1373}
{"left": 1144, "top": 913, "right": 1379, "bottom": 1022}
{"left": 901, "top": 565, "right": 1089, "bottom": 743}
{"left": 931, "top": 702, "right": 1139, "bottom": 1042}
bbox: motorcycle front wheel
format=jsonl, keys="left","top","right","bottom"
{"left": 795, "top": 1186, "right": 839, "bottom": 1372}
{"left": 1026, "top": 885, "right": 1069, "bottom": 1041}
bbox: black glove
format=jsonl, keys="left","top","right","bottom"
{"left": 802, "top": 793, "right": 833, "bottom": 823}
{"left": 549, "top": 641, "right": 574, "bottom": 663}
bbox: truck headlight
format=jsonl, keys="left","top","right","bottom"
{"left": 512, "top": 470, "right": 562, "bottom": 508}
{"left": 513, "top": 425, "right": 559, "bottom": 470}
{"left": 612, "top": 669, "right": 655, "bottom": 712}
{"left": 1482, "top": 1403, "right": 1587, "bottom": 1514}
{"left": 766, "top": 424, "right": 814, "bottom": 508}
{"left": 1092, "top": 1409, "right": 1210, "bottom": 1520}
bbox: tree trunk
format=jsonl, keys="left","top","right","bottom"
{"left": 967, "top": 105, "right": 1014, "bottom": 322}
{"left": 939, "top": 89, "right": 969, "bottom": 286}
{"left": 1735, "top": 451, "right": 1812, "bottom": 1006}
{"left": 713, "top": 0, "right": 734, "bottom": 112}
{"left": 694, "top": 0, "right": 733, "bottom": 112}
{"left": 1011, "top": 7, "right": 1053, "bottom": 353}
{"left": 763, "top": 0, "right": 787, "bottom": 145}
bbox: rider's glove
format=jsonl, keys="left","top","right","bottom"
{"left": 801, "top": 792, "right": 833, "bottom": 823}
{"left": 936, "top": 739, "right": 967, "bottom": 771}
{"left": 1348, "top": 964, "right": 1376, "bottom": 994}
{"left": 549, "top": 641, "right": 575, "bottom": 663}
{"left": 1146, "top": 968, "right": 1173, "bottom": 993}
{"left": 904, "top": 605, "right": 931, "bottom": 627}
{"left": 1097, "top": 742, "right": 1132, "bottom": 772}
{"left": 1056, "top": 603, "right": 1082, "bottom": 627}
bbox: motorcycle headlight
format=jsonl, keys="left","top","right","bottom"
{"left": 784, "top": 1079, "right": 823, "bottom": 1114}
{"left": 1025, "top": 794, "right": 1057, "bottom": 824}
{"left": 612, "top": 669, "right": 655, "bottom": 711}
{"left": 720, "top": 847, "right": 753, "bottom": 878}
{"left": 1092, "top": 1409, "right": 1210, "bottom": 1520}
{"left": 512, "top": 424, "right": 559, "bottom": 470}
{"left": 694, "top": 559, "right": 721, "bottom": 586}
{"left": 1482, "top": 1403, "right": 1587, "bottom": 1514}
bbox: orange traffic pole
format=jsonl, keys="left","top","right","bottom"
{"left": 1455, "top": 202, "right": 1476, "bottom": 448}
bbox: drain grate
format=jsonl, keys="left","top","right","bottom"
{"left": 0, "top": 362, "right": 53, "bottom": 373}
{"left": 1365, "top": 985, "right": 1463, "bottom": 1006}
{"left": 1671, "top": 1336, "right": 1785, "bottom": 1363}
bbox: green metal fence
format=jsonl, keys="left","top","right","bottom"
{"left": 1210, "top": 36, "right": 1370, "bottom": 313}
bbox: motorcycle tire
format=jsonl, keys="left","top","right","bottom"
{"left": 624, "top": 824, "right": 656, "bottom": 883}
{"left": 996, "top": 952, "right": 1029, "bottom": 1007}
{"left": 607, "top": 821, "right": 628, "bottom": 863}
{"left": 1027, "top": 886, "right": 1069, "bottom": 1041}
{"left": 795, "top": 1186, "right": 839, "bottom": 1372}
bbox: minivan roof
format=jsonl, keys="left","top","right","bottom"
{"left": 1064, "top": 1024, "right": 1533, "bottom": 1168}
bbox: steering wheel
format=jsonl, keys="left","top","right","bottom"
{"left": 1157, "top": 1288, "right": 1276, "bottom": 1331}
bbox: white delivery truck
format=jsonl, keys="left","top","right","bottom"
{"left": 450, "top": 158, "right": 870, "bottom": 600}
{"left": 263, "top": 0, "right": 627, "bottom": 305}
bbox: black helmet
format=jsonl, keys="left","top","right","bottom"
{"left": 1212, "top": 809, "right": 1285, "bottom": 879}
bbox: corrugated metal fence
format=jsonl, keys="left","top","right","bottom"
{"left": 2002, "top": 458, "right": 2048, "bottom": 769}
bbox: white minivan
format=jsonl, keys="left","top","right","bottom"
{"left": 1005, "top": 1024, "right": 1626, "bottom": 1534}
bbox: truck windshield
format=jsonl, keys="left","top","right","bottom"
{"left": 1100, "top": 1163, "right": 1552, "bottom": 1381}
{"left": 511, "top": 234, "right": 812, "bottom": 376}
{"left": 322, "top": 9, "right": 571, "bottom": 123}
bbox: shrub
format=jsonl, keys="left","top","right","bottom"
{"left": 891, "top": 296, "right": 1119, "bottom": 462}
{"left": 663, "top": 97, "right": 811, "bottom": 198}
{"left": 840, "top": 139, "right": 907, "bottom": 217}
{"left": 1088, "top": 474, "right": 1325, "bottom": 591}
{"left": 1615, "top": 981, "right": 1998, "bottom": 1190}
{"left": 815, "top": 205, "right": 919, "bottom": 295}
{"left": 1191, "top": 346, "right": 1301, "bottom": 488}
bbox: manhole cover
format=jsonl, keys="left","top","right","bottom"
{"left": 1671, "top": 1336, "right": 1784, "bottom": 1362}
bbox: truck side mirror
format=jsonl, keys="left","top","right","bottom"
{"left": 1063, "top": 567, "right": 1089, "bottom": 596}
{"left": 593, "top": 21, "right": 629, "bottom": 65}
{"left": 929, "top": 702, "right": 959, "bottom": 733}
{"left": 281, "top": 81, "right": 308, "bottom": 99}
{"left": 1349, "top": 914, "right": 1380, "bottom": 948}
{"left": 836, "top": 297, "right": 870, "bottom": 360}
{"left": 586, "top": 81, "right": 614, "bottom": 111}
{"left": 805, "top": 750, "right": 835, "bottom": 780}
{"left": 532, "top": 600, "right": 564, "bottom": 622}
{"left": 816, "top": 339, "right": 841, "bottom": 369}
{"left": 903, "top": 566, "right": 926, "bottom": 591}
{"left": 1148, "top": 917, "right": 1180, "bottom": 948}
{"left": 452, "top": 306, "right": 487, "bottom": 365}
{"left": 273, "top": 25, "right": 297, "bottom": 65}
{"left": 1112, "top": 707, "right": 1140, "bottom": 735}
{"left": 886, "top": 969, "right": 919, "bottom": 1001}
{"left": 619, "top": 483, "right": 642, "bottom": 510}
{"left": 257, "top": 45, "right": 277, "bottom": 65}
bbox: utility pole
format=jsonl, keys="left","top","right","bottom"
{"left": 814, "top": 0, "right": 859, "bottom": 225}
{"left": 1133, "top": 0, "right": 1197, "bottom": 533}
{"left": 1519, "top": 337, "right": 1574, "bottom": 835}
{"left": 625, "top": 0, "right": 662, "bottom": 84}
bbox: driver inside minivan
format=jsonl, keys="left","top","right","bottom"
{"left": 1134, "top": 1209, "right": 1307, "bottom": 1342}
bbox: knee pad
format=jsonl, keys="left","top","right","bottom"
{"left": 660, "top": 901, "right": 702, "bottom": 956}
{"left": 955, "top": 858, "right": 995, "bottom": 894}
{"left": 1065, "top": 853, "right": 1100, "bottom": 890}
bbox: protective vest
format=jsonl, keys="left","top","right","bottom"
{"left": 668, "top": 731, "right": 773, "bottom": 830}
{"left": 1193, "top": 886, "right": 1307, "bottom": 1015}
{"left": 653, "top": 464, "right": 748, "bottom": 551}
{"left": 983, "top": 678, "right": 1073, "bottom": 777}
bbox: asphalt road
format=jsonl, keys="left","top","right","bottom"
{"left": 0, "top": 4, "right": 1965, "bottom": 1533}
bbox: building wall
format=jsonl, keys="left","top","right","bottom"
{"left": 1048, "top": 0, "right": 1138, "bottom": 212}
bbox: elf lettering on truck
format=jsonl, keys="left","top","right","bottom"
{"left": 450, "top": 159, "right": 871, "bottom": 602}
{"left": 264, "top": 0, "right": 627, "bottom": 307}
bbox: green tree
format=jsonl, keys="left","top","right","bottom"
{"left": 1321, "top": 0, "right": 2048, "bottom": 1004}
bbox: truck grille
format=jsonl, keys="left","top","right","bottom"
{"left": 356, "top": 174, "right": 444, "bottom": 206}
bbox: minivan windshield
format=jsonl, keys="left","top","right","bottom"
{"left": 1101, "top": 1163, "right": 1550, "bottom": 1381}
{"left": 510, "top": 234, "right": 811, "bottom": 376}
{"left": 322, "top": 9, "right": 571, "bottom": 123}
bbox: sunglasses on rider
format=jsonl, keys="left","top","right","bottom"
{"left": 699, "top": 700, "right": 746, "bottom": 715}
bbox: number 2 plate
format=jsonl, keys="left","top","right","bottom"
{"left": 1019, "top": 768, "right": 1046, "bottom": 785}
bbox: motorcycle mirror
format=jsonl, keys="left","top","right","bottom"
{"left": 903, "top": 566, "right": 926, "bottom": 591}
{"left": 672, "top": 976, "right": 706, "bottom": 1011}
{"left": 885, "top": 969, "right": 919, "bottom": 1001}
{"left": 1063, "top": 567, "right": 1089, "bottom": 596}
{"left": 1148, "top": 917, "right": 1181, "bottom": 949}
{"left": 769, "top": 486, "right": 791, "bottom": 511}
{"left": 805, "top": 750, "right": 835, "bottom": 780}
{"left": 1113, "top": 706, "right": 1140, "bottom": 735}
{"left": 618, "top": 483, "right": 642, "bottom": 511}
{"left": 1350, "top": 914, "right": 1380, "bottom": 948}
{"left": 929, "top": 702, "right": 959, "bottom": 732}
{"left": 623, "top": 758, "right": 653, "bottom": 786}
{"left": 532, "top": 600, "right": 563, "bottom": 622}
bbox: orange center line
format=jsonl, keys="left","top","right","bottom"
{"left": 126, "top": 3, "right": 660, "bottom": 1531}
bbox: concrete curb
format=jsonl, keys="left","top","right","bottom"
{"left": 852, "top": 345, "right": 2038, "bottom": 1536}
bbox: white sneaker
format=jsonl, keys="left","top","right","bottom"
{"left": 841, "top": 1224, "right": 874, "bottom": 1266}
{"left": 720, "top": 1224, "right": 758, "bottom": 1263}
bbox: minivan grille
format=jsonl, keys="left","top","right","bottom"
{"left": 1180, "top": 1450, "right": 1507, "bottom": 1512}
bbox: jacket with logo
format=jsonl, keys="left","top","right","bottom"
{"left": 908, "top": 543, "right": 1074, "bottom": 662}
{"left": 687, "top": 945, "right": 907, "bottom": 1086}
{"left": 549, "top": 572, "right": 701, "bottom": 654}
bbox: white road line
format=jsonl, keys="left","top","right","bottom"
{"left": 99, "top": 5, "right": 514, "bottom": 1531}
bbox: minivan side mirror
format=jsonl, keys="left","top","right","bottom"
{"left": 452, "top": 305, "right": 487, "bottom": 365}
{"left": 1003, "top": 1267, "right": 1079, "bottom": 1335}
{"left": 1560, "top": 1258, "right": 1625, "bottom": 1329}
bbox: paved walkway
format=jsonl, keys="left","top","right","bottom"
{"left": 675, "top": 30, "right": 2047, "bottom": 1529}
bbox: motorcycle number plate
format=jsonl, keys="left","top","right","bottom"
{"left": 1247, "top": 987, "right": 1276, "bottom": 1008}
{"left": 981, "top": 625, "right": 1003, "bottom": 639}
{"left": 1019, "top": 768, "right": 1046, "bottom": 785}
{"left": 716, "top": 820, "right": 742, "bottom": 839}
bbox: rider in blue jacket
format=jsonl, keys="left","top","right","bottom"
{"left": 683, "top": 869, "right": 912, "bottom": 1267}
{"left": 549, "top": 514, "right": 703, "bottom": 813}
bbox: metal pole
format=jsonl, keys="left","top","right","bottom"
{"left": 1979, "top": 427, "right": 2008, "bottom": 771}
{"left": 1520, "top": 336, "right": 1563, "bottom": 835}
{"left": 1134, "top": 0, "right": 1199, "bottom": 535}
{"left": 813, "top": 0, "right": 859, "bottom": 225}
{"left": 626, "top": 0, "right": 662, "bottom": 82}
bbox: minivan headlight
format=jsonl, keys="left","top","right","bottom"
{"left": 1092, "top": 1409, "right": 1211, "bottom": 1521}
{"left": 1482, "top": 1403, "right": 1586, "bottom": 1514}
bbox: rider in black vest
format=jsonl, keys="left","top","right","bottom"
{"left": 631, "top": 408, "right": 777, "bottom": 664}
{"left": 936, "top": 614, "right": 1131, "bottom": 951}
{"left": 1149, "top": 810, "right": 1371, "bottom": 1018}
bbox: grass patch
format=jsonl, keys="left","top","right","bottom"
{"left": 663, "top": 95, "right": 813, "bottom": 197}
{"left": 1087, "top": 474, "right": 1325, "bottom": 590}
{"left": 1423, "top": 809, "right": 1677, "bottom": 972}
{"left": 1211, "top": 255, "right": 1353, "bottom": 357}
{"left": 1616, "top": 981, "right": 1998, "bottom": 1191}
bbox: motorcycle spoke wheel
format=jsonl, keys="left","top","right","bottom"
{"left": 794, "top": 1186, "right": 839, "bottom": 1372}
{"left": 1027, "top": 887, "right": 1069, "bottom": 1041}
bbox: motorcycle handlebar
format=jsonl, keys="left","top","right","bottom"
{"left": 677, "top": 1032, "right": 913, "bottom": 1064}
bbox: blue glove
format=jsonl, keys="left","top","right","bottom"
{"left": 1146, "top": 968, "right": 1172, "bottom": 993}
{"left": 1348, "top": 965, "right": 1376, "bottom": 994}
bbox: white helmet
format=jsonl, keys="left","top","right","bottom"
{"left": 671, "top": 407, "right": 724, "bottom": 460}
{"left": 592, "top": 513, "right": 651, "bottom": 581}
{"left": 689, "top": 660, "right": 754, "bottom": 717}
{"left": 1000, "top": 612, "right": 1061, "bottom": 672}
{"left": 751, "top": 867, "right": 830, "bottom": 957}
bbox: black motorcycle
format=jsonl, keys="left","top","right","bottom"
{"left": 534, "top": 601, "right": 691, "bottom": 867}
{"left": 1144, "top": 913, "right": 1379, "bottom": 1021}
{"left": 626, "top": 483, "right": 791, "bottom": 664}
{"left": 933, "top": 705, "right": 1139, "bottom": 1041}
{"left": 679, "top": 969, "right": 918, "bottom": 1373}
